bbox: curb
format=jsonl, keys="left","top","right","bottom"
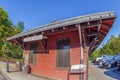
{"left": 0, "top": 67, "right": 11, "bottom": 80}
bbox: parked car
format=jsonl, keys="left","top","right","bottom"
{"left": 117, "top": 60, "right": 120, "bottom": 70}
{"left": 99, "top": 55, "right": 111, "bottom": 66}
{"left": 91, "top": 59, "right": 96, "bottom": 63}
{"left": 116, "top": 54, "right": 120, "bottom": 69}
{"left": 102, "top": 55, "right": 115, "bottom": 68}
{"left": 95, "top": 55, "right": 108, "bottom": 65}
{"left": 102, "top": 55, "right": 120, "bottom": 69}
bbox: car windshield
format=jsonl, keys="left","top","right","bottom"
{"left": 108, "top": 56, "right": 115, "bottom": 61}
{"left": 115, "top": 55, "right": 120, "bottom": 60}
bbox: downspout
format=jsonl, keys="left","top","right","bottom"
{"left": 77, "top": 24, "right": 84, "bottom": 80}
{"left": 78, "top": 24, "right": 84, "bottom": 64}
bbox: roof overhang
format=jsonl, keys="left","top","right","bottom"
{"left": 7, "top": 11, "right": 116, "bottom": 53}
{"left": 7, "top": 11, "right": 116, "bottom": 41}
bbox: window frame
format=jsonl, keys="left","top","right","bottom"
{"left": 56, "top": 38, "right": 70, "bottom": 69}
{"left": 29, "top": 43, "right": 38, "bottom": 65}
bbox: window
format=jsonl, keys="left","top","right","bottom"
{"left": 29, "top": 43, "right": 38, "bottom": 65}
{"left": 57, "top": 38, "right": 70, "bottom": 68}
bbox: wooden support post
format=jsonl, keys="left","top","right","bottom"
{"left": 39, "top": 40, "right": 46, "bottom": 53}
{"left": 81, "top": 26, "right": 89, "bottom": 80}
{"left": 89, "top": 25, "right": 101, "bottom": 49}
{"left": 63, "top": 26, "right": 66, "bottom": 30}
{"left": 51, "top": 29, "right": 54, "bottom": 32}
{"left": 14, "top": 39, "right": 25, "bottom": 49}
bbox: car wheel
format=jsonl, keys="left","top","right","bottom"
{"left": 118, "top": 67, "right": 120, "bottom": 70}
{"left": 99, "top": 62, "right": 102, "bottom": 66}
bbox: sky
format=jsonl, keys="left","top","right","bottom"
{"left": 0, "top": 0, "right": 120, "bottom": 48}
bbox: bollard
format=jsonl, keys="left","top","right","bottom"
{"left": 6, "top": 60, "right": 9, "bottom": 72}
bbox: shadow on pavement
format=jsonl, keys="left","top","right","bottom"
{"left": 97, "top": 65, "right": 107, "bottom": 69}
{"left": 97, "top": 65, "right": 103, "bottom": 68}
{"left": 104, "top": 68, "right": 120, "bottom": 80}
{"left": 9, "top": 70, "right": 20, "bottom": 73}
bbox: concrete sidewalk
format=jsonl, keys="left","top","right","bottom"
{"left": 0, "top": 61, "right": 54, "bottom": 80}
{"left": 88, "top": 62, "right": 115, "bottom": 80}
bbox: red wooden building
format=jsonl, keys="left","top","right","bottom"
{"left": 7, "top": 12, "right": 116, "bottom": 80}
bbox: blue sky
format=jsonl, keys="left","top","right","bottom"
{"left": 0, "top": 0, "right": 120, "bottom": 48}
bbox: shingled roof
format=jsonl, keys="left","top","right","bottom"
{"left": 7, "top": 11, "right": 115, "bottom": 41}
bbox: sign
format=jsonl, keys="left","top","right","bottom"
{"left": 24, "top": 54, "right": 29, "bottom": 64}
{"left": 23, "top": 50, "right": 29, "bottom": 64}
{"left": 23, "top": 35, "right": 43, "bottom": 42}
{"left": 70, "top": 64, "right": 86, "bottom": 73}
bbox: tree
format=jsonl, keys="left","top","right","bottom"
{"left": 1, "top": 42, "right": 22, "bottom": 59}
{"left": 16, "top": 21, "right": 24, "bottom": 32}
{"left": 13, "top": 21, "right": 24, "bottom": 34}
{"left": 89, "top": 35, "right": 120, "bottom": 60}
{"left": 0, "top": 7, "right": 12, "bottom": 48}
{"left": 0, "top": 7, "right": 24, "bottom": 59}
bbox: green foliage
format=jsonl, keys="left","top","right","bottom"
{"left": 1, "top": 42, "right": 22, "bottom": 59}
{"left": 89, "top": 35, "right": 120, "bottom": 60}
{"left": 89, "top": 49, "right": 101, "bottom": 60}
{"left": 16, "top": 21, "right": 24, "bottom": 32}
{"left": 0, "top": 7, "right": 12, "bottom": 47}
{"left": 0, "top": 7, "right": 24, "bottom": 59}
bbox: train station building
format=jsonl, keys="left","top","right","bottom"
{"left": 7, "top": 12, "right": 116, "bottom": 80}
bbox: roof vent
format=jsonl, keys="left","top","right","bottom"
{"left": 51, "top": 20, "right": 58, "bottom": 23}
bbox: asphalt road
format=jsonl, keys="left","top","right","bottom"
{"left": 0, "top": 71, "right": 6, "bottom": 80}
{"left": 88, "top": 62, "right": 120, "bottom": 80}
